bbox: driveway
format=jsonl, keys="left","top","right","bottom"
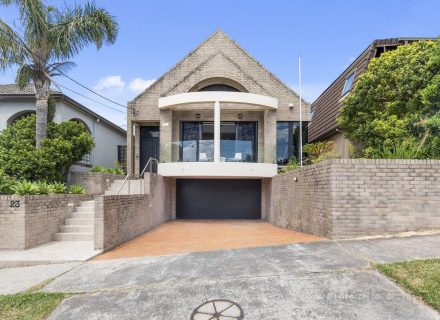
{"left": 94, "top": 220, "right": 324, "bottom": 260}
{"left": 43, "top": 234, "right": 440, "bottom": 319}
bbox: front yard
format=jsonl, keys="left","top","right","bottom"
{"left": 376, "top": 259, "right": 440, "bottom": 312}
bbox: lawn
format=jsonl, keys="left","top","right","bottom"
{"left": 376, "top": 259, "right": 440, "bottom": 312}
{"left": 0, "top": 292, "right": 69, "bottom": 320}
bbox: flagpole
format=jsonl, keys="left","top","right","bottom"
{"left": 299, "top": 55, "right": 303, "bottom": 167}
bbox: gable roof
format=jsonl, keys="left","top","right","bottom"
{"left": 131, "top": 29, "right": 306, "bottom": 104}
{"left": 0, "top": 84, "right": 126, "bottom": 135}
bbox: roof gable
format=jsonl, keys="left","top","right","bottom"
{"left": 131, "top": 30, "right": 302, "bottom": 102}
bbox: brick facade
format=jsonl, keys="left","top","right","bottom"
{"left": 94, "top": 175, "right": 172, "bottom": 251}
{"left": 128, "top": 30, "right": 310, "bottom": 174}
{"left": 70, "top": 172, "right": 126, "bottom": 195}
{"left": 0, "top": 194, "right": 92, "bottom": 249}
{"left": 269, "top": 159, "right": 440, "bottom": 239}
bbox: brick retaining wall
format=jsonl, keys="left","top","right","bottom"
{"left": 70, "top": 172, "right": 125, "bottom": 195}
{"left": 0, "top": 194, "right": 92, "bottom": 249}
{"left": 269, "top": 159, "right": 440, "bottom": 239}
{"left": 94, "top": 175, "right": 172, "bottom": 251}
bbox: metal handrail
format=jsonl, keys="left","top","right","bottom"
{"left": 116, "top": 157, "right": 159, "bottom": 195}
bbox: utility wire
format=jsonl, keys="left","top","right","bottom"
{"left": 0, "top": 25, "right": 134, "bottom": 111}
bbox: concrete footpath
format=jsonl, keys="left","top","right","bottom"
{"left": 41, "top": 234, "right": 440, "bottom": 320}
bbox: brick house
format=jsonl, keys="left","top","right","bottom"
{"left": 127, "top": 30, "right": 310, "bottom": 219}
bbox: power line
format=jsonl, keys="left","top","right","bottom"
{"left": 0, "top": 24, "right": 134, "bottom": 111}
{"left": 54, "top": 81, "right": 126, "bottom": 114}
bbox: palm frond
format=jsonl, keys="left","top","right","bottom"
{"left": 49, "top": 2, "right": 118, "bottom": 59}
{"left": 15, "top": 63, "right": 35, "bottom": 89}
{"left": 47, "top": 61, "right": 76, "bottom": 75}
{"left": 1, "top": 0, "right": 48, "bottom": 41}
{"left": 0, "top": 18, "right": 28, "bottom": 71}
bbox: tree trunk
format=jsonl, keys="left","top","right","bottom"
{"left": 34, "top": 78, "right": 50, "bottom": 148}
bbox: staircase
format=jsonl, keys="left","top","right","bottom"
{"left": 55, "top": 200, "right": 94, "bottom": 241}
{"left": 104, "top": 178, "right": 147, "bottom": 195}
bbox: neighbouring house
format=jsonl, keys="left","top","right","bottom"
{"left": 0, "top": 84, "right": 127, "bottom": 172}
{"left": 127, "top": 30, "right": 310, "bottom": 219}
{"left": 308, "top": 37, "right": 435, "bottom": 157}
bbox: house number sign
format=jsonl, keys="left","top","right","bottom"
{"left": 10, "top": 200, "right": 20, "bottom": 208}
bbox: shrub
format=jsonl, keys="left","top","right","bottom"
{"left": 35, "top": 181, "right": 52, "bottom": 195}
{"left": 0, "top": 170, "right": 16, "bottom": 195}
{"left": 374, "top": 140, "right": 421, "bottom": 159}
{"left": 50, "top": 182, "right": 66, "bottom": 194}
{"left": 90, "top": 165, "right": 124, "bottom": 175}
{"left": 0, "top": 115, "right": 94, "bottom": 182}
{"left": 303, "top": 141, "right": 340, "bottom": 164}
{"left": 12, "top": 181, "right": 38, "bottom": 195}
{"left": 338, "top": 39, "right": 440, "bottom": 159}
{"left": 68, "top": 184, "right": 85, "bottom": 194}
{"left": 279, "top": 157, "right": 300, "bottom": 173}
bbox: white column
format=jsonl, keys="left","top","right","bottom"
{"left": 214, "top": 101, "right": 220, "bottom": 162}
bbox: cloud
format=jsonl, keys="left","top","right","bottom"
{"left": 290, "top": 83, "right": 329, "bottom": 103}
{"left": 128, "top": 78, "right": 156, "bottom": 93}
{"left": 93, "top": 75, "right": 125, "bottom": 92}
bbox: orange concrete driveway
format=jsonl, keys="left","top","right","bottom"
{"left": 95, "top": 220, "right": 325, "bottom": 260}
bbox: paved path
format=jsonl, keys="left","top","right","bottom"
{"left": 94, "top": 220, "right": 324, "bottom": 260}
{"left": 43, "top": 234, "right": 440, "bottom": 320}
{"left": 0, "top": 241, "right": 101, "bottom": 268}
{"left": 0, "top": 263, "right": 80, "bottom": 294}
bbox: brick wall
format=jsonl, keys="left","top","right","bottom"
{"left": 269, "top": 159, "right": 440, "bottom": 239}
{"left": 94, "top": 175, "right": 172, "bottom": 251}
{"left": 0, "top": 194, "right": 92, "bottom": 249}
{"left": 70, "top": 172, "right": 125, "bottom": 195}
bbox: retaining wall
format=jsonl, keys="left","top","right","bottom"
{"left": 70, "top": 172, "right": 125, "bottom": 195}
{"left": 269, "top": 159, "right": 440, "bottom": 239}
{"left": 0, "top": 194, "right": 92, "bottom": 249}
{"left": 94, "top": 175, "right": 173, "bottom": 251}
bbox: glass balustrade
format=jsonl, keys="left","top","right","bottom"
{"left": 163, "top": 140, "right": 257, "bottom": 162}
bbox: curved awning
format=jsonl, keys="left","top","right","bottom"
{"left": 158, "top": 92, "right": 278, "bottom": 110}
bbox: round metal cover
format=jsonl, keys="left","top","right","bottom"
{"left": 191, "top": 299, "right": 244, "bottom": 320}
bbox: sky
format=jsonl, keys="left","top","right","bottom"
{"left": 1, "top": 0, "right": 439, "bottom": 129}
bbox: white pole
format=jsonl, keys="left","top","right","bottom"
{"left": 299, "top": 55, "right": 303, "bottom": 167}
{"left": 214, "top": 101, "right": 221, "bottom": 162}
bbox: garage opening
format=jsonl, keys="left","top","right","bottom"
{"left": 176, "top": 179, "right": 261, "bottom": 219}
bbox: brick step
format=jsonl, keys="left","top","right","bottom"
{"left": 60, "top": 225, "right": 94, "bottom": 233}
{"left": 54, "top": 232, "right": 94, "bottom": 241}
{"left": 70, "top": 212, "right": 94, "bottom": 219}
{"left": 64, "top": 218, "right": 94, "bottom": 226}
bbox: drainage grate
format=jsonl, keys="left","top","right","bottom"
{"left": 191, "top": 299, "right": 244, "bottom": 320}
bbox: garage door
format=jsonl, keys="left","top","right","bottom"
{"left": 176, "top": 179, "right": 261, "bottom": 219}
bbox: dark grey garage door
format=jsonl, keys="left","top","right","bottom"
{"left": 176, "top": 179, "right": 261, "bottom": 219}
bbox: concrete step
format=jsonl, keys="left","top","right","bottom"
{"left": 64, "top": 218, "right": 94, "bottom": 226}
{"left": 54, "top": 232, "right": 94, "bottom": 241}
{"left": 60, "top": 225, "right": 94, "bottom": 233}
{"left": 70, "top": 212, "right": 94, "bottom": 219}
{"left": 76, "top": 206, "right": 95, "bottom": 212}
{"left": 78, "top": 200, "right": 94, "bottom": 206}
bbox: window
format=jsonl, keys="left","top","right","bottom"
{"left": 118, "top": 145, "right": 127, "bottom": 169}
{"left": 276, "top": 121, "right": 308, "bottom": 165}
{"left": 341, "top": 71, "right": 355, "bottom": 96}
{"left": 198, "top": 84, "right": 240, "bottom": 92}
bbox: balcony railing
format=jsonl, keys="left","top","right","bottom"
{"left": 166, "top": 140, "right": 257, "bottom": 162}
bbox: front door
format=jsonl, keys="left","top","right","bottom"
{"left": 140, "top": 126, "right": 159, "bottom": 173}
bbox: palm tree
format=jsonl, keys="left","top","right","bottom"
{"left": 0, "top": 0, "right": 118, "bottom": 147}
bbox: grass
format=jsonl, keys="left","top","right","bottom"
{"left": 376, "top": 259, "right": 440, "bottom": 312}
{"left": 0, "top": 292, "right": 70, "bottom": 320}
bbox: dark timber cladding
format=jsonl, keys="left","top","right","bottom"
{"left": 176, "top": 179, "right": 261, "bottom": 219}
{"left": 308, "top": 38, "right": 434, "bottom": 142}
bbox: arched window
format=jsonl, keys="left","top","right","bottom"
{"left": 198, "top": 84, "right": 240, "bottom": 92}
{"left": 189, "top": 77, "right": 248, "bottom": 93}
{"left": 7, "top": 110, "right": 36, "bottom": 126}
